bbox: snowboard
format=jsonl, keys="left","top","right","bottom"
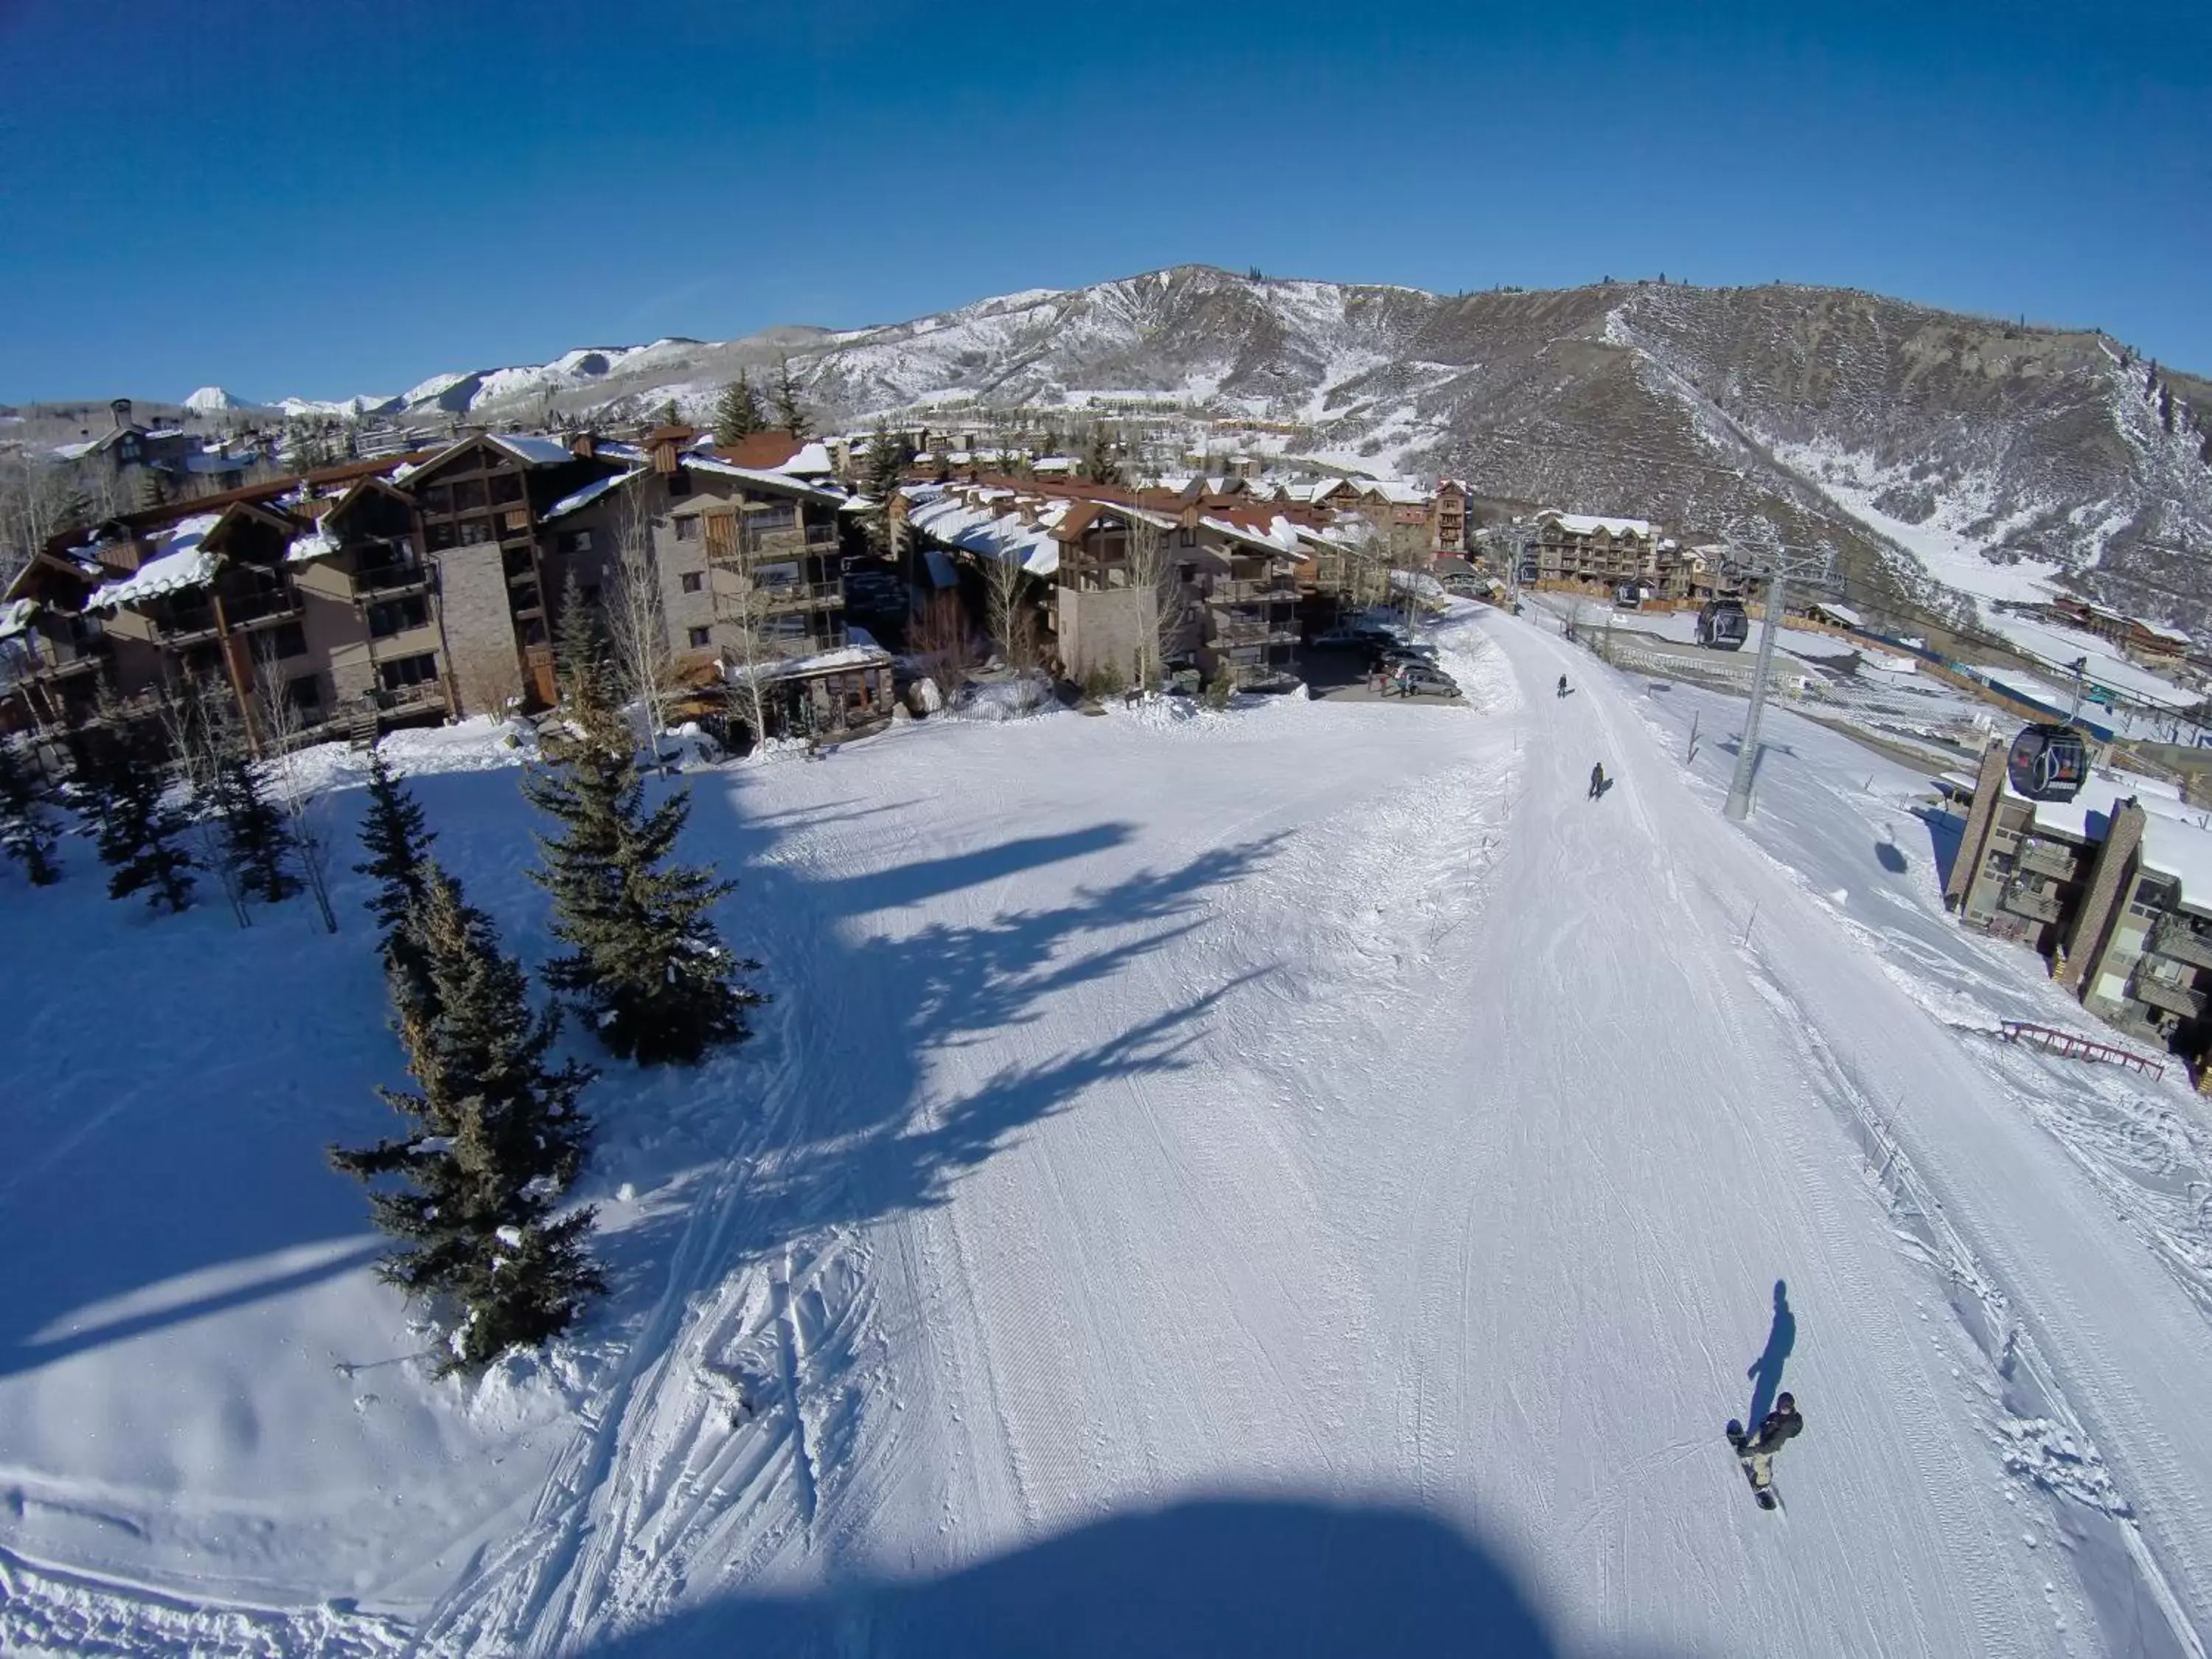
{"left": 1725, "top": 1420, "right": 1780, "bottom": 1512}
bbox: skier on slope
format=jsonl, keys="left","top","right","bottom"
{"left": 1728, "top": 1392, "right": 1803, "bottom": 1490}
{"left": 1588, "top": 761, "right": 1607, "bottom": 799}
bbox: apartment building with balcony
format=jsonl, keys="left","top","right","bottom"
{"left": 538, "top": 427, "right": 888, "bottom": 740}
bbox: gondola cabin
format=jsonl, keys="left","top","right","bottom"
{"left": 1613, "top": 581, "right": 1646, "bottom": 610}
{"left": 2006, "top": 723, "right": 2089, "bottom": 803}
{"left": 1697, "top": 599, "right": 1749, "bottom": 650}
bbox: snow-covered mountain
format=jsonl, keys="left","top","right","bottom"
{"left": 240, "top": 265, "right": 2212, "bottom": 636}
{"left": 181, "top": 385, "right": 243, "bottom": 414}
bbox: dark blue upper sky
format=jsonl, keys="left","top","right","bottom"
{"left": 1, "top": 0, "right": 2205, "bottom": 403}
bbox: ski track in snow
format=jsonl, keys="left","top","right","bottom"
{"left": 6, "top": 607, "right": 2212, "bottom": 1655}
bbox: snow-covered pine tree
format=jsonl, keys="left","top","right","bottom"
{"left": 330, "top": 863, "right": 602, "bottom": 1374}
{"left": 713, "top": 374, "right": 765, "bottom": 444}
{"left": 355, "top": 745, "right": 439, "bottom": 1012}
{"left": 525, "top": 591, "right": 762, "bottom": 1065}
{"left": 861, "top": 425, "right": 904, "bottom": 555}
{"left": 0, "top": 740, "right": 62, "bottom": 885}
{"left": 84, "top": 728, "right": 195, "bottom": 912}
{"left": 209, "top": 737, "right": 298, "bottom": 904}
{"left": 771, "top": 358, "right": 812, "bottom": 440}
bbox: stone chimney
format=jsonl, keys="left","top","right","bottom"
{"left": 111, "top": 397, "right": 133, "bottom": 431}
{"left": 570, "top": 430, "right": 598, "bottom": 460}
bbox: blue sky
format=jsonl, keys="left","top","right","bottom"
{"left": 1, "top": 0, "right": 2205, "bottom": 403}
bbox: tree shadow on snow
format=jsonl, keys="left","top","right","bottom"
{"left": 1874, "top": 838, "right": 1908, "bottom": 874}
{"left": 568, "top": 1494, "right": 1700, "bottom": 1659}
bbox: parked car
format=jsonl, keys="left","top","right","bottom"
{"left": 1393, "top": 663, "right": 1459, "bottom": 698}
{"left": 1311, "top": 627, "right": 1372, "bottom": 650}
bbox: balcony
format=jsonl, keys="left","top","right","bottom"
{"left": 754, "top": 580, "right": 845, "bottom": 613}
{"left": 2016, "top": 839, "right": 2080, "bottom": 880}
{"left": 159, "top": 588, "right": 302, "bottom": 646}
{"left": 1999, "top": 881, "right": 2064, "bottom": 925}
{"left": 1207, "top": 577, "right": 1297, "bottom": 605}
{"left": 2149, "top": 917, "right": 2212, "bottom": 973}
{"left": 2128, "top": 973, "right": 2207, "bottom": 1020}
{"left": 1212, "top": 616, "right": 1300, "bottom": 647}
{"left": 354, "top": 561, "right": 434, "bottom": 599}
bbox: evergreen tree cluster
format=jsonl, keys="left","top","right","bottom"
{"left": 77, "top": 726, "right": 195, "bottom": 912}
{"left": 525, "top": 599, "right": 762, "bottom": 1065}
{"left": 713, "top": 373, "right": 765, "bottom": 444}
{"left": 772, "top": 358, "right": 812, "bottom": 441}
{"left": 332, "top": 861, "right": 602, "bottom": 1374}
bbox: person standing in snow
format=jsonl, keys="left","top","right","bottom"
{"left": 1588, "top": 761, "right": 1606, "bottom": 799}
{"left": 1557, "top": 673, "right": 1568, "bottom": 699}
{"left": 1729, "top": 1392, "right": 1803, "bottom": 1488}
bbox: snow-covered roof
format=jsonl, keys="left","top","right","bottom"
{"left": 725, "top": 641, "right": 892, "bottom": 686}
{"left": 1544, "top": 512, "right": 1656, "bottom": 539}
{"left": 1362, "top": 480, "right": 1427, "bottom": 505}
{"left": 285, "top": 522, "right": 344, "bottom": 563}
{"left": 779, "top": 440, "right": 835, "bottom": 476}
{"left": 1810, "top": 601, "right": 1862, "bottom": 627}
{"left": 1199, "top": 512, "right": 1304, "bottom": 557}
{"left": 89, "top": 513, "right": 226, "bottom": 608}
{"left": 0, "top": 597, "right": 35, "bottom": 639}
{"left": 2141, "top": 621, "right": 2191, "bottom": 644}
{"left": 904, "top": 486, "right": 1060, "bottom": 577}
{"left": 684, "top": 454, "right": 846, "bottom": 505}
{"left": 2015, "top": 768, "right": 2182, "bottom": 843}
{"left": 543, "top": 468, "right": 644, "bottom": 523}
{"left": 2138, "top": 811, "right": 2212, "bottom": 914}
{"left": 487, "top": 433, "right": 578, "bottom": 467}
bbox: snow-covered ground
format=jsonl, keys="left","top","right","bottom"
{"left": 4, "top": 606, "right": 2211, "bottom": 1657}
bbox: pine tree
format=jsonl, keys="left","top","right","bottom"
{"left": 712, "top": 374, "right": 765, "bottom": 444}
{"left": 771, "top": 358, "right": 812, "bottom": 440}
{"left": 2159, "top": 383, "right": 2177, "bottom": 433}
{"left": 525, "top": 597, "right": 762, "bottom": 1065}
{"left": 0, "top": 740, "right": 62, "bottom": 885}
{"left": 86, "top": 729, "right": 195, "bottom": 912}
{"left": 1081, "top": 426, "right": 1122, "bottom": 486}
{"left": 354, "top": 746, "right": 439, "bottom": 1012}
{"left": 860, "top": 425, "right": 904, "bottom": 555}
{"left": 653, "top": 398, "right": 680, "bottom": 429}
{"left": 332, "top": 866, "right": 602, "bottom": 1374}
{"left": 210, "top": 740, "right": 298, "bottom": 904}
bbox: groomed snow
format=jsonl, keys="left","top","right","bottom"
{"left": 4, "top": 608, "right": 2211, "bottom": 1656}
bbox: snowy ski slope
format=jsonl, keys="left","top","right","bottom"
{"left": 1, "top": 607, "right": 2208, "bottom": 1656}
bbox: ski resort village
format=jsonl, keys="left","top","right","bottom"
{"left": 7, "top": 7, "right": 2212, "bottom": 1646}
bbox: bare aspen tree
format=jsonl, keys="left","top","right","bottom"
{"left": 1122, "top": 508, "right": 1185, "bottom": 691}
{"left": 604, "top": 479, "right": 673, "bottom": 765}
{"left": 980, "top": 549, "right": 1035, "bottom": 671}
{"left": 156, "top": 678, "right": 251, "bottom": 928}
{"left": 254, "top": 645, "right": 339, "bottom": 933}
{"left": 710, "top": 511, "right": 776, "bottom": 748}
{"left": 908, "top": 590, "right": 978, "bottom": 696}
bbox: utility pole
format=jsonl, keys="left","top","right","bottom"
{"left": 1722, "top": 532, "right": 1834, "bottom": 823}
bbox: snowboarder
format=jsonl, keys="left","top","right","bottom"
{"left": 1557, "top": 673, "right": 1568, "bottom": 699}
{"left": 1727, "top": 1392, "right": 1803, "bottom": 1502}
{"left": 1588, "top": 762, "right": 1606, "bottom": 799}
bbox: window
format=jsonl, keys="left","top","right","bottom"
{"left": 453, "top": 478, "right": 487, "bottom": 512}
{"left": 490, "top": 473, "right": 524, "bottom": 505}
{"left": 560, "top": 529, "right": 594, "bottom": 555}
{"left": 425, "top": 520, "right": 456, "bottom": 552}
{"left": 750, "top": 504, "right": 796, "bottom": 532}
{"left": 285, "top": 672, "right": 324, "bottom": 714}
{"left": 420, "top": 484, "right": 453, "bottom": 515}
{"left": 368, "top": 595, "right": 430, "bottom": 639}
{"left": 673, "top": 517, "right": 700, "bottom": 543}
{"left": 667, "top": 470, "right": 691, "bottom": 498}
{"left": 687, "top": 625, "right": 712, "bottom": 649}
{"left": 458, "top": 518, "right": 490, "bottom": 545}
{"left": 378, "top": 652, "right": 439, "bottom": 690}
{"left": 1179, "top": 526, "right": 1197, "bottom": 547}
{"left": 680, "top": 571, "right": 703, "bottom": 594}
{"left": 265, "top": 621, "right": 307, "bottom": 660}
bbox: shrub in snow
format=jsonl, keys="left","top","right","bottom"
{"left": 330, "top": 865, "right": 603, "bottom": 1375}
{"left": 525, "top": 590, "right": 763, "bottom": 1066}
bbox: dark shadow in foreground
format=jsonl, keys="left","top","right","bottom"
{"left": 573, "top": 1495, "right": 1697, "bottom": 1659}
{"left": 1914, "top": 805, "right": 1965, "bottom": 894}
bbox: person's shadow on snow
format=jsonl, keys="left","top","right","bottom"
{"left": 1747, "top": 1279, "right": 1795, "bottom": 1427}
